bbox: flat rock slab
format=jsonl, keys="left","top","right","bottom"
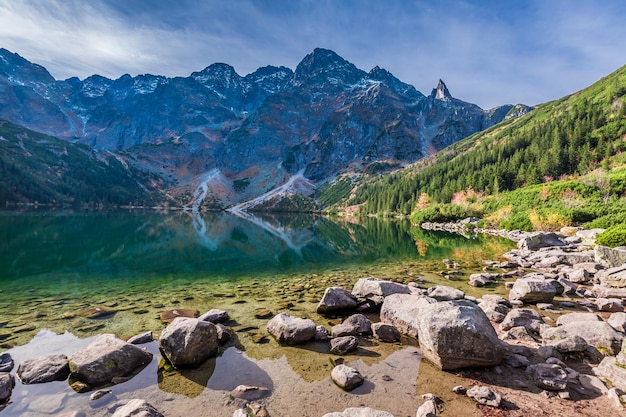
{"left": 159, "top": 309, "right": 197, "bottom": 323}
{"left": 322, "top": 408, "right": 394, "bottom": 417}
{"left": 81, "top": 306, "right": 116, "bottom": 319}
{"left": 17, "top": 354, "right": 69, "bottom": 384}
{"left": 69, "top": 334, "right": 153, "bottom": 387}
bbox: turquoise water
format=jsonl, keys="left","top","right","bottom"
{"left": 0, "top": 210, "right": 517, "bottom": 416}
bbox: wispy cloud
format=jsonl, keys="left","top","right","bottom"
{"left": 0, "top": 0, "right": 625, "bottom": 108}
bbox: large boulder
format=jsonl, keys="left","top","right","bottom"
{"left": 317, "top": 287, "right": 358, "bottom": 313}
{"left": 0, "top": 373, "right": 14, "bottom": 402}
{"left": 322, "top": 408, "right": 394, "bottom": 417}
{"left": 331, "top": 314, "right": 372, "bottom": 337}
{"left": 542, "top": 321, "right": 624, "bottom": 355}
{"left": 331, "top": 364, "right": 364, "bottom": 391}
{"left": 69, "top": 334, "right": 153, "bottom": 387}
{"left": 351, "top": 277, "right": 410, "bottom": 304}
{"left": 594, "top": 245, "right": 626, "bottom": 269}
{"left": 517, "top": 232, "right": 565, "bottom": 251}
{"left": 509, "top": 278, "right": 556, "bottom": 304}
{"left": 417, "top": 300, "right": 505, "bottom": 370}
{"left": 266, "top": 313, "right": 316, "bottom": 344}
{"left": 379, "top": 294, "right": 434, "bottom": 338}
{"left": 159, "top": 317, "right": 219, "bottom": 368}
{"left": 594, "top": 357, "right": 626, "bottom": 392}
{"left": 17, "top": 354, "right": 69, "bottom": 384}
{"left": 111, "top": 399, "right": 164, "bottom": 417}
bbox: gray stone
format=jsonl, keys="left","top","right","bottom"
{"left": 0, "top": 353, "right": 14, "bottom": 373}
{"left": 596, "top": 298, "right": 624, "bottom": 313}
{"left": 500, "top": 326, "right": 540, "bottom": 344}
{"left": 159, "top": 317, "right": 219, "bottom": 367}
{"left": 315, "top": 325, "right": 330, "bottom": 341}
{"left": 17, "top": 354, "right": 69, "bottom": 384}
{"left": 127, "top": 331, "right": 153, "bottom": 345}
{"left": 427, "top": 285, "right": 465, "bottom": 301}
{"left": 372, "top": 322, "right": 400, "bottom": 342}
{"left": 416, "top": 399, "right": 438, "bottom": 417}
{"left": 69, "top": 334, "right": 153, "bottom": 386}
{"left": 547, "top": 335, "right": 589, "bottom": 353}
{"left": 379, "top": 293, "right": 435, "bottom": 338}
{"left": 595, "top": 356, "right": 626, "bottom": 392}
{"left": 595, "top": 245, "right": 626, "bottom": 269}
{"left": 331, "top": 365, "right": 364, "bottom": 391}
{"left": 322, "top": 408, "right": 394, "bottom": 417}
{"left": 468, "top": 274, "right": 492, "bottom": 287}
{"left": 509, "top": 278, "right": 556, "bottom": 304}
{"left": 215, "top": 323, "right": 231, "bottom": 344}
{"left": 567, "top": 269, "right": 590, "bottom": 283}
{"left": 330, "top": 336, "right": 358, "bottom": 355}
{"left": 198, "top": 309, "right": 229, "bottom": 323}
{"left": 577, "top": 228, "right": 606, "bottom": 241}
{"left": 517, "top": 232, "right": 565, "bottom": 251}
{"left": 331, "top": 314, "right": 372, "bottom": 337}
{"left": 556, "top": 312, "right": 602, "bottom": 327}
{"left": 608, "top": 312, "right": 626, "bottom": 332}
{"left": 317, "top": 287, "right": 358, "bottom": 313}
{"left": 111, "top": 399, "right": 163, "bottom": 417}
{"left": 0, "top": 372, "right": 14, "bottom": 402}
{"left": 479, "top": 301, "right": 509, "bottom": 323}
{"left": 351, "top": 277, "right": 410, "bottom": 304}
{"left": 527, "top": 363, "right": 568, "bottom": 391}
{"left": 504, "top": 353, "right": 530, "bottom": 368}
{"left": 466, "top": 385, "right": 501, "bottom": 407}
{"left": 417, "top": 300, "right": 504, "bottom": 371}
{"left": 266, "top": 313, "right": 316, "bottom": 344}
{"left": 499, "top": 309, "right": 545, "bottom": 334}
{"left": 542, "top": 320, "right": 624, "bottom": 355}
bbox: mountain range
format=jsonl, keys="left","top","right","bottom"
{"left": 0, "top": 47, "right": 532, "bottom": 209}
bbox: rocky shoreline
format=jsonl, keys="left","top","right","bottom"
{"left": 3, "top": 224, "right": 626, "bottom": 416}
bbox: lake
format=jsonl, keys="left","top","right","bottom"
{"left": 0, "top": 210, "right": 515, "bottom": 416}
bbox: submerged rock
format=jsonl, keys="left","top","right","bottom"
{"left": 266, "top": 313, "right": 316, "bottom": 344}
{"left": 69, "top": 334, "right": 153, "bottom": 387}
{"left": 17, "top": 354, "right": 69, "bottom": 384}
{"left": 417, "top": 300, "right": 504, "bottom": 371}
{"left": 159, "top": 309, "right": 197, "bottom": 323}
{"left": 159, "top": 317, "right": 219, "bottom": 368}
{"left": 0, "top": 372, "right": 14, "bottom": 402}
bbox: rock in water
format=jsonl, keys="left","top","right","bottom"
{"left": 330, "top": 336, "right": 358, "bottom": 355}
{"left": 317, "top": 287, "right": 357, "bottom": 313}
{"left": 322, "top": 407, "right": 394, "bottom": 417}
{"left": 352, "top": 277, "right": 411, "bottom": 304}
{"left": 372, "top": 322, "right": 400, "bottom": 342}
{"left": 331, "top": 314, "right": 372, "bottom": 337}
{"left": 127, "top": 331, "right": 153, "bottom": 345}
{"left": 0, "top": 372, "right": 14, "bottom": 402}
{"left": 0, "top": 353, "right": 14, "bottom": 373}
{"left": 159, "top": 308, "right": 197, "bottom": 323}
{"left": 417, "top": 300, "right": 504, "bottom": 371}
{"left": 69, "top": 334, "right": 153, "bottom": 387}
{"left": 331, "top": 365, "right": 364, "bottom": 391}
{"left": 266, "top": 313, "right": 316, "bottom": 344}
{"left": 159, "top": 317, "right": 219, "bottom": 367}
{"left": 198, "top": 309, "right": 229, "bottom": 323}
{"left": 380, "top": 293, "right": 435, "bottom": 338}
{"left": 17, "top": 354, "right": 69, "bottom": 384}
{"left": 111, "top": 399, "right": 163, "bottom": 417}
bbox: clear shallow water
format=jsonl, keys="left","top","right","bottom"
{"left": 0, "top": 210, "right": 514, "bottom": 416}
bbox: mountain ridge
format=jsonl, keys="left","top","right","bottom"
{"left": 0, "top": 47, "right": 532, "bottom": 209}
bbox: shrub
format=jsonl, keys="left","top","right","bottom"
{"left": 595, "top": 226, "right": 626, "bottom": 248}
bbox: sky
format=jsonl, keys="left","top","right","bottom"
{"left": 1, "top": 0, "right": 625, "bottom": 109}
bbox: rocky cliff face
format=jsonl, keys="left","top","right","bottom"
{"left": 0, "top": 47, "right": 532, "bottom": 209}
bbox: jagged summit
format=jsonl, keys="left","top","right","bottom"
{"left": 294, "top": 48, "right": 364, "bottom": 85}
{"left": 431, "top": 79, "right": 452, "bottom": 101}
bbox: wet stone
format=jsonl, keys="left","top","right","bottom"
{"left": 255, "top": 309, "right": 273, "bottom": 319}
{"left": 81, "top": 306, "right": 116, "bottom": 319}
{"left": 230, "top": 384, "right": 270, "bottom": 401}
{"left": 159, "top": 309, "right": 197, "bottom": 323}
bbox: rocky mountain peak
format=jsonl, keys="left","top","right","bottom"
{"left": 0, "top": 48, "right": 55, "bottom": 86}
{"left": 431, "top": 79, "right": 452, "bottom": 101}
{"left": 294, "top": 48, "right": 364, "bottom": 85}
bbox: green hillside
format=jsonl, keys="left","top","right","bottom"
{"left": 0, "top": 120, "right": 163, "bottom": 207}
{"left": 331, "top": 64, "right": 626, "bottom": 230}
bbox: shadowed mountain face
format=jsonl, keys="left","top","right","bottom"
{"left": 0, "top": 47, "right": 531, "bottom": 209}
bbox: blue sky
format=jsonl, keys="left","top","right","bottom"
{"left": 1, "top": 0, "right": 625, "bottom": 108}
